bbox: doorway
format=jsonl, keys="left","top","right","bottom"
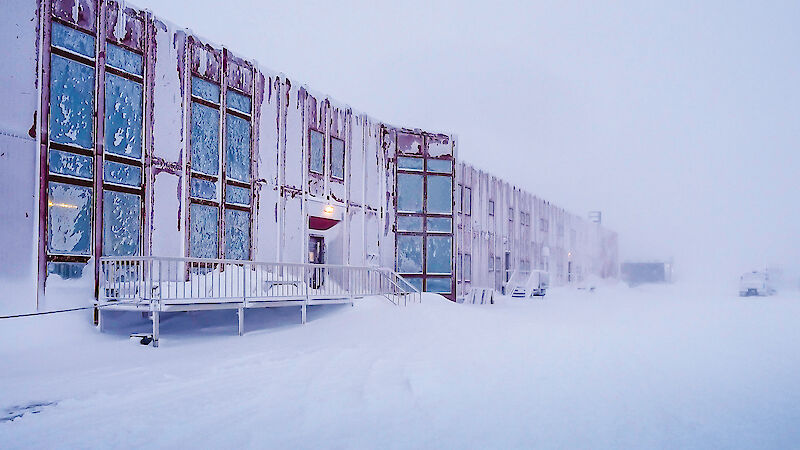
{"left": 308, "top": 235, "right": 325, "bottom": 289}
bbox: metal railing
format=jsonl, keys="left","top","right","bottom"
{"left": 98, "top": 256, "right": 422, "bottom": 308}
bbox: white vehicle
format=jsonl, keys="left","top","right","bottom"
{"left": 739, "top": 271, "right": 776, "bottom": 297}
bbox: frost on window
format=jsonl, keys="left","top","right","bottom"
{"left": 226, "top": 90, "right": 251, "bottom": 114}
{"left": 426, "top": 235, "right": 452, "bottom": 274}
{"left": 191, "top": 102, "right": 220, "bottom": 175}
{"left": 47, "top": 261, "right": 87, "bottom": 280}
{"left": 49, "top": 149, "right": 93, "bottom": 179}
{"left": 404, "top": 277, "right": 423, "bottom": 292}
{"left": 309, "top": 129, "right": 324, "bottom": 174}
{"left": 190, "top": 177, "right": 217, "bottom": 200}
{"left": 47, "top": 182, "right": 92, "bottom": 255}
{"left": 398, "top": 156, "right": 423, "bottom": 171}
{"left": 225, "top": 209, "right": 250, "bottom": 260}
{"left": 106, "top": 43, "right": 143, "bottom": 76}
{"left": 330, "top": 137, "right": 345, "bottom": 180}
{"left": 464, "top": 254, "right": 472, "bottom": 280}
{"left": 103, "top": 190, "right": 140, "bottom": 256}
{"left": 226, "top": 114, "right": 251, "bottom": 182}
{"left": 397, "top": 235, "right": 423, "bottom": 274}
{"left": 104, "top": 160, "right": 141, "bottom": 187}
{"left": 225, "top": 185, "right": 250, "bottom": 205}
{"left": 425, "top": 277, "right": 451, "bottom": 293}
{"left": 427, "top": 217, "right": 451, "bottom": 232}
{"left": 191, "top": 76, "right": 220, "bottom": 103}
{"left": 397, "top": 173, "right": 423, "bottom": 213}
{"left": 397, "top": 216, "right": 423, "bottom": 232}
{"left": 190, "top": 203, "right": 218, "bottom": 258}
{"left": 50, "top": 55, "right": 95, "bottom": 149}
{"left": 426, "top": 175, "right": 452, "bottom": 214}
{"left": 51, "top": 22, "right": 95, "bottom": 58}
{"left": 427, "top": 159, "right": 452, "bottom": 174}
{"left": 105, "top": 73, "right": 143, "bottom": 158}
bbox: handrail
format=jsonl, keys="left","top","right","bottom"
{"left": 97, "top": 256, "right": 421, "bottom": 308}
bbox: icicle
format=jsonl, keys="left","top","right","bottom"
{"left": 71, "top": 0, "right": 79, "bottom": 23}
{"left": 113, "top": 0, "right": 127, "bottom": 42}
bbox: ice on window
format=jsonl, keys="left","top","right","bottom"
{"left": 51, "top": 22, "right": 95, "bottom": 58}
{"left": 427, "top": 217, "right": 451, "bottom": 232}
{"left": 397, "top": 173, "right": 423, "bottom": 213}
{"left": 226, "top": 90, "right": 251, "bottom": 114}
{"left": 105, "top": 72, "right": 143, "bottom": 158}
{"left": 190, "top": 177, "right": 217, "bottom": 200}
{"left": 190, "top": 203, "right": 219, "bottom": 258}
{"left": 426, "top": 235, "right": 452, "bottom": 274}
{"left": 47, "top": 182, "right": 92, "bottom": 255}
{"left": 330, "top": 137, "right": 345, "bottom": 179}
{"left": 226, "top": 114, "right": 251, "bottom": 182}
{"left": 103, "top": 160, "right": 141, "bottom": 187}
{"left": 309, "top": 129, "right": 324, "bottom": 174}
{"left": 191, "top": 76, "right": 220, "bottom": 103}
{"left": 106, "top": 43, "right": 143, "bottom": 76}
{"left": 225, "top": 209, "right": 250, "bottom": 260}
{"left": 191, "top": 102, "right": 220, "bottom": 175}
{"left": 426, "top": 175, "right": 452, "bottom": 214}
{"left": 102, "top": 190, "right": 141, "bottom": 256}
{"left": 397, "top": 235, "right": 423, "bottom": 273}
{"left": 397, "top": 216, "right": 423, "bottom": 232}
{"left": 225, "top": 185, "right": 250, "bottom": 205}
{"left": 49, "top": 149, "right": 93, "bottom": 180}
{"left": 50, "top": 55, "right": 95, "bottom": 149}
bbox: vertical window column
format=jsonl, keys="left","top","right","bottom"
{"left": 223, "top": 88, "right": 252, "bottom": 260}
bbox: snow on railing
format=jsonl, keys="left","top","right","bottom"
{"left": 98, "top": 256, "right": 421, "bottom": 308}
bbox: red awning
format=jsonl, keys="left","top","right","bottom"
{"left": 309, "top": 216, "right": 339, "bottom": 230}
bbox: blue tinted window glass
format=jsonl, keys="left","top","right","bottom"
{"left": 49, "top": 149, "right": 93, "bottom": 179}
{"left": 103, "top": 160, "right": 141, "bottom": 186}
{"left": 309, "top": 129, "right": 324, "bottom": 174}
{"left": 51, "top": 22, "right": 95, "bottom": 58}
{"left": 191, "top": 76, "right": 220, "bottom": 103}
{"left": 397, "top": 173, "right": 423, "bottom": 213}
{"left": 226, "top": 114, "right": 251, "bottom": 182}
{"left": 398, "top": 157, "right": 423, "bottom": 171}
{"left": 226, "top": 90, "right": 251, "bottom": 114}
{"left": 397, "top": 235, "right": 423, "bottom": 274}
{"left": 427, "top": 159, "right": 452, "bottom": 174}
{"left": 404, "top": 277, "right": 423, "bottom": 292}
{"left": 191, "top": 102, "right": 220, "bottom": 175}
{"left": 397, "top": 216, "right": 423, "bottom": 232}
{"left": 426, "top": 235, "right": 452, "bottom": 274}
{"left": 50, "top": 55, "right": 95, "bottom": 149}
{"left": 427, "top": 217, "right": 451, "bottom": 232}
{"left": 190, "top": 177, "right": 217, "bottom": 200}
{"left": 426, "top": 277, "right": 451, "bottom": 293}
{"left": 426, "top": 175, "right": 452, "bottom": 214}
{"left": 190, "top": 203, "right": 218, "bottom": 258}
{"left": 104, "top": 73, "right": 143, "bottom": 158}
{"left": 106, "top": 43, "right": 142, "bottom": 75}
{"left": 103, "top": 190, "right": 140, "bottom": 256}
{"left": 47, "top": 182, "right": 92, "bottom": 255}
{"left": 47, "top": 261, "right": 88, "bottom": 280}
{"left": 330, "top": 137, "right": 345, "bottom": 180}
{"left": 225, "top": 209, "right": 250, "bottom": 260}
{"left": 226, "top": 185, "right": 250, "bottom": 205}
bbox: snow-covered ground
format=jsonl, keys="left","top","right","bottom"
{"left": 2, "top": 282, "right": 799, "bottom": 448}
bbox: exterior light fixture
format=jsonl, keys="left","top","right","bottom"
{"left": 324, "top": 205, "right": 335, "bottom": 214}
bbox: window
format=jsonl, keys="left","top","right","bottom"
{"left": 330, "top": 136, "right": 345, "bottom": 180}
{"left": 488, "top": 253, "right": 494, "bottom": 271}
{"left": 464, "top": 254, "right": 471, "bottom": 282}
{"left": 394, "top": 132, "right": 454, "bottom": 295}
{"left": 463, "top": 187, "right": 471, "bottom": 216}
{"left": 488, "top": 200, "right": 494, "bottom": 216}
{"left": 188, "top": 45, "right": 253, "bottom": 260}
{"left": 540, "top": 218, "right": 549, "bottom": 232}
{"left": 309, "top": 129, "right": 324, "bottom": 175}
{"left": 509, "top": 207, "right": 514, "bottom": 221}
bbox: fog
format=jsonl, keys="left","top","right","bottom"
{"left": 135, "top": 0, "right": 800, "bottom": 283}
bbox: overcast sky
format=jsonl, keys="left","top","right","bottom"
{"left": 136, "top": 0, "right": 800, "bottom": 281}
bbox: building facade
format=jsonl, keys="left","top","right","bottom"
{"left": 0, "top": 0, "right": 617, "bottom": 310}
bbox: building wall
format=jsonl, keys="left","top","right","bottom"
{"left": 455, "top": 162, "right": 619, "bottom": 297}
{"left": 0, "top": 0, "right": 616, "bottom": 312}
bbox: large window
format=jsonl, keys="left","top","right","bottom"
{"left": 309, "top": 129, "right": 324, "bottom": 175}
{"left": 188, "top": 47, "right": 253, "bottom": 260}
{"left": 330, "top": 136, "right": 345, "bottom": 180}
{"left": 394, "top": 135, "right": 454, "bottom": 296}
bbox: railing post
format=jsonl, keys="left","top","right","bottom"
{"left": 238, "top": 307, "right": 244, "bottom": 336}
{"left": 152, "top": 300, "right": 160, "bottom": 348}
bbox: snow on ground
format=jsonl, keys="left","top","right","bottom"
{"left": 1, "top": 282, "right": 800, "bottom": 448}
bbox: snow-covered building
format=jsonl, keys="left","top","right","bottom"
{"left": 0, "top": 0, "right": 617, "bottom": 312}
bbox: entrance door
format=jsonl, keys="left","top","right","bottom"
{"left": 308, "top": 236, "right": 325, "bottom": 288}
